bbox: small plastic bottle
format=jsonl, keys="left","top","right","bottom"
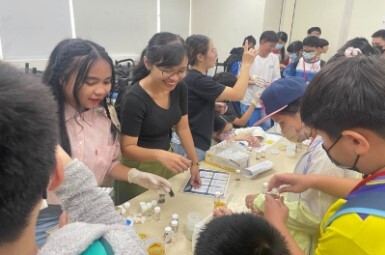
{"left": 261, "top": 149, "right": 266, "bottom": 159}
{"left": 213, "top": 191, "right": 226, "bottom": 208}
{"left": 262, "top": 182, "right": 268, "bottom": 194}
{"left": 171, "top": 213, "right": 179, "bottom": 224}
{"left": 138, "top": 201, "right": 146, "bottom": 216}
{"left": 153, "top": 206, "right": 161, "bottom": 221}
{"left": 286, "top": 143, "right": 297, "bottom": 158}
{"left": 151, "top": 199, "right": 158, "bottom": 208}
{"left": 255, "top": 151, "right": 261, "bottom": 160}
{"left": 235, "top": 169, "right": 241, "bottom": 181}
{"left": 122, "top": 202, "right": 131, "bottom": 215}
{"left": 164, "top": 226, "right": 173, "bottom": 243}
{"left": 146, "top": 202, "right": 153, "bottom": 217}
{"left": 171, "top": 220, "right": 179, "bottom": 237}
{"left": 158, "top": 193, "right": 166, "bottom": 204}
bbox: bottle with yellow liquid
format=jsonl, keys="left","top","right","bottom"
{"left": 213, "top": 191, "right": 226, "bottom": 208}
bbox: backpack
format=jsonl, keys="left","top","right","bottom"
{"left": 113, "top": 58, "right": 135, "bottom": 94}
{"left": 224, "top": 47, "right": 243, "bottom": 73}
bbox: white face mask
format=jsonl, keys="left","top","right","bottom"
{"left": 282, "top": 124, "right": 311, "bottom": 143}
{"left": 275, "top": 43, "right": 284, "bottom": 50}
{"left": 302, "top": 52, "right": 316, "bottom": 61}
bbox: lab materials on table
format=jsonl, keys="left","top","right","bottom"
{"left": 183, "top": 169, "right": 230, "bottom": 197}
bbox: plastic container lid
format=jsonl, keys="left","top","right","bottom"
{"left": 126, "top": 218, "right": 132, "bottom": 226}
{"left": 235, "top": 169, "right": 241, "bottom": 174}
{"left": 154, "top": 206, "right": 161, "bottom": 213}
{"left": 165, "top": 226, "right": 172, "bottom": 232}
{"left": 171, "top": 220, "right": 178, "bottom": 226}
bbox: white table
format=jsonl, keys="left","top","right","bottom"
{"left": 125, "top": 138, "right": 304, "bottom": 254}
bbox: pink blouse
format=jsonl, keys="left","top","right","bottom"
{"left": 48, "top": 104, "right": 120, "bottom": 204}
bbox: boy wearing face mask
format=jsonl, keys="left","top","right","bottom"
{"left": 286, "top": 41, "right": 303, "bottom": 65}
{"left": 283, "top": 36, "right": 325, "bottom": 84}
{"left": 245, "top": 77, "right": 357, "bottom": 254}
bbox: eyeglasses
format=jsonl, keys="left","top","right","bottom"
{"left": 157, "top": 66, "right": 187, "bottom": 80}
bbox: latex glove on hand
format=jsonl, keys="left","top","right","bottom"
{"left": 127, "top": 168, "right": 172, "bottom": 194}
{"left": 250, "top": 91, "right": 262, "bottom": 108}
{"left": 251, "top": 75, "right": 265, "bottom": 87}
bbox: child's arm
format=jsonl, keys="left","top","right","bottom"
{"left": 269, "top": 173, "right": 360, "bottom": 198}
{"left": 55, "top": 146, "right": 125, "bottom": 225}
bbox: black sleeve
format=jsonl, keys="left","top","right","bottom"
{"left": 120, "top": 92, "right": 147, "bottom": 137}
{"left": 192, "top": 75, "right": 226, "bottom": 102}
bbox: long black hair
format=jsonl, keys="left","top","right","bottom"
{"left": 132, "top": 32, "right": 187, "bottom": 84}
{"left": 42, "top": 38, "right": 117, "bottom": 155}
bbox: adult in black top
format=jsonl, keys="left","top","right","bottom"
{"left": 116, "top": 32, "right": 201, "bottom": 203}
{"left": 172, "top": 35, "right": 257, "bottom": 155}
{"left": 120, "top": 81, "right": 187, "bottom": 150}
{"left": 184, "top": 69, "right": 225, "bottom": 151}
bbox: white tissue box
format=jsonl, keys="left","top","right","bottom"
{"left": 205, "top": 140, "right": 250, "bottom": 172}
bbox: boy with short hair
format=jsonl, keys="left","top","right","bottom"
{"left": 0, "top": 62, "right": 146, "bottom": 254}
{"left": 307, "top": 27, "right": 322, "bottom": 37}
{"left": 195, "top": 213, "right": 290, "bottom": 255}
{"left": 265, "top": 55, "right": 385, "bottom": 255}
{"left": 240, "top": 30, "right": 281, "bottom": 129}
{"left": 284, "top": 36, "right": 325, "bottom": 83}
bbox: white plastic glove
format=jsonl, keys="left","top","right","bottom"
{"left": 127, "top": 168, "right": 172, "bottom": 194}
{"left": 250, "top": 91, "right": 262, "bottom": 107}
{"left": 251, "top": 75, "right": 265, "bottom": 87}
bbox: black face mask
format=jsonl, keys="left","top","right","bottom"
{"left": 374, "top": 45, "right": 385, "bottom": 54}
{"left": 322, "top": 135, "right": 361, "bottom": 173}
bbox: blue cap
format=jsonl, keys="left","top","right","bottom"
{"left": 253, "top": 77, "right": 307, "bottom": 126}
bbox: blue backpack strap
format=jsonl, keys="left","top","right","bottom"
{"left": 324, "top": 183, "right": 385, "bottom": 231}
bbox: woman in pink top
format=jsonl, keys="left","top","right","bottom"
{"left": 36, "top": 38, "right": 171, "bottom": 246}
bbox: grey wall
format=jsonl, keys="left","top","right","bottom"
{"left": 0, "top": 0, "right": 72, "bottom": 60}
{"left": 73, "top": 0, "right": 157, "bottom": 60}
{"left": 160, "top": 0, "right": 190, "bottom": 38}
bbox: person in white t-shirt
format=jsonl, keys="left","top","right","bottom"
{"left": 239, "top": 31, "right": 281, "bottom": 130}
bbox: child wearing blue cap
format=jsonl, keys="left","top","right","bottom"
{"left": 245, "top": 77, "right": 357, "bottom": 254}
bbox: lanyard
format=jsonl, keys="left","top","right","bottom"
{"left": 302, "top": 59, "right": 316, "bottom": 81}
{"left": 302, "top": 136, "right": 323, "bottom": 175}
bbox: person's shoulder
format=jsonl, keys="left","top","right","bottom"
{"left": 184, "top": 70, "right": 210, "bottom": 85}
{"left": 268, "top": 52, "right": 280, "bottom": 61}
